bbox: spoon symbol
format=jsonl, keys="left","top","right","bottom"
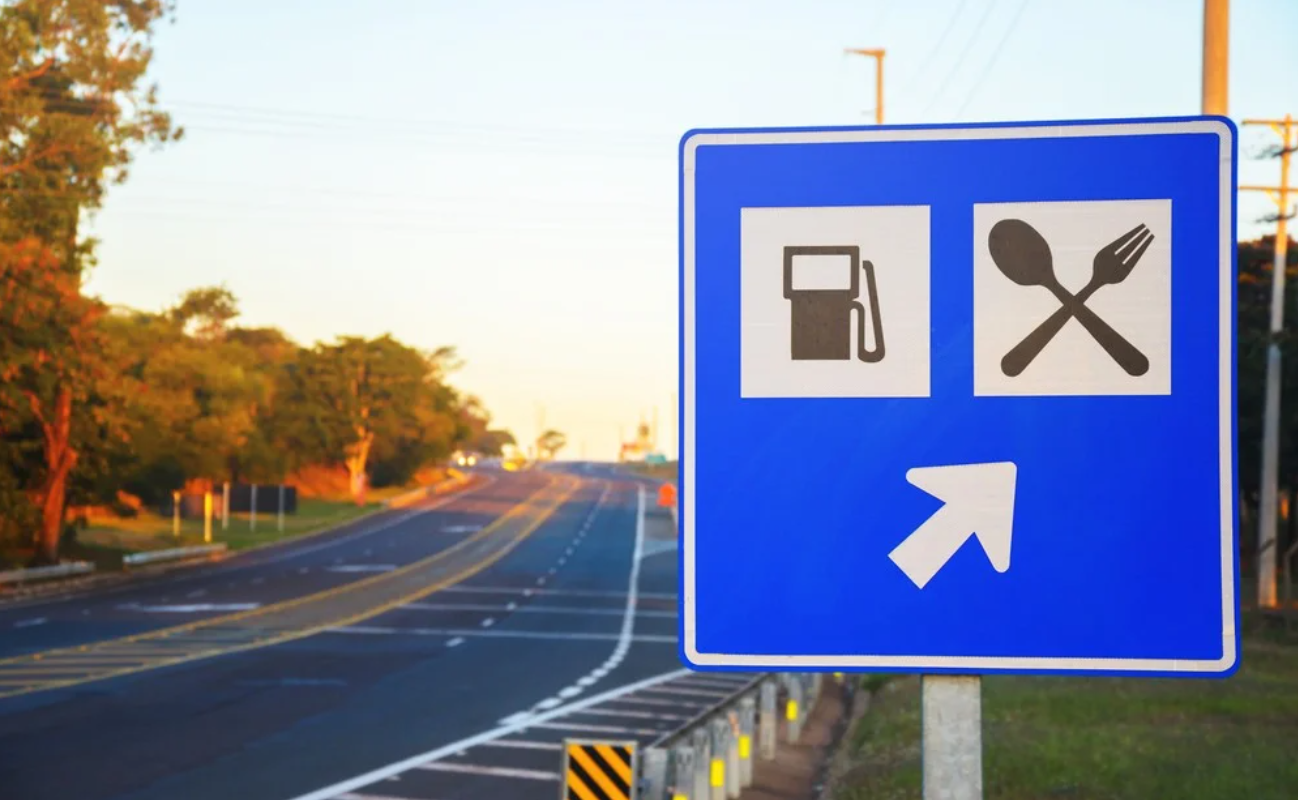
{"left": 988, "top": 218, "right": 1149, "bottom": 377}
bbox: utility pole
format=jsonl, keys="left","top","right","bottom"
{"left": 845, "top": 48, "right": 885, "bottom": 125}
{"left": 1242, "top": 114, "right": 1295, "bottom": 608}
{"left": 1201, "top": 0, "right": 1229, "bottom": 116}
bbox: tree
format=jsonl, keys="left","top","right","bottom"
{"left": 0, "top": 0, "right": 180, "bottom": 563}
{"left": 537, "top": 429, "right": 566, "bottom": 461}
{"left": 275, "top": 335, "right": 464, "bottom": 503}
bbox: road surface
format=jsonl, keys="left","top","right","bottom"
{"left": 0, "top": 464, "right": 724, "bottom": 800}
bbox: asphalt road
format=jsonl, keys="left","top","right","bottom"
{"left": 0, "top": 463, "right": 704, "bottom": 800}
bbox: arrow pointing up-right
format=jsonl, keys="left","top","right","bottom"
{"left": 888, "top": 462, "right": 1018, "bottom": 589}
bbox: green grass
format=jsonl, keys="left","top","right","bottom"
{"left": 70, "top": 497, "right": 381, "bottom": 567}
{"left": 836, "top": 620, "right": 1298, "bottom": 800}
{"left": 625, "top": 461, "right": 678, "bottom": 482}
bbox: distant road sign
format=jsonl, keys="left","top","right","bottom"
{"left": 679, "top": 117, "right": 1239, "bottom": 677}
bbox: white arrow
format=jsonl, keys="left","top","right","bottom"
{"left": 888, "top": 461, "right": 1018, "bottom": 589}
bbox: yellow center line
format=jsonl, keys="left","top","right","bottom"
{"left": 0, "top": 474, "right": 581, "bottom": 699}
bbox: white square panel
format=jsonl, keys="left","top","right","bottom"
{"left": 740, "top": 205, "right": 931, "bottom": 399}
{"left": 972, "top": 199, "right": 1172, "bottom": 397}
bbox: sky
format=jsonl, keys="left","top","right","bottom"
{"left": 82, "top": 0, "right": 1298, "bottom": 462}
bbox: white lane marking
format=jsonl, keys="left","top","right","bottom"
{"left": 403, "top": 602, "right": 673, "bottom": 618}
{"left": 557, "top": 557, "right": 566, "bottom": 566}
{"left": 186, "top": 590, "right": 206, "bottom": 599}
{"left": 326, "top": 565, "right": 396, "bottom": 574}
{"left": 557, "top": 686, "right": 582, "bottom": 699}
{"left": 479, "top": 739, "right": 562, "bottom": 751}
{"left": 416, "top": 762, "right": 559, "bottom": 782}
{"left": 640, "top": 686, "right": 733, "bottom": 699}
{"left": 480, "top": 617, "right": 495, "bottom": 628}
{"left": 603, "top": 695, "right": 710, "bottom": 709}
{"left": 577, "top": 676, "right": 597, "bottom": 687}
{"left": 640, "top": 538, "right": 678, "bottom": 560}
{"left": 498, "top": 712, "right": 533, "bottom": 726}
{"left": 441, "top": 525, "right": 483, "bottom": 534}
{"left": 117, "top": 602, "right": 261, "bottom": 614}
{"left": 573, "top": 707, "right": 691, "bottom": 722}
{"left": 529, "top": 721, "right": 661, "bottom": 736}
{"left": 437, "top": 585, "right": 676, "bottom": 601}
{"left": 337, "top": 793, "right": 417, "bottom": 800}
{"left": 677, "top": 678, "right": 757, "bottom": 691}
{"left": 535, "top": 698, "right": 563, "bottom": 710}
{"left": 14, "top": 617, "right": 47, "bottom": 629}
{"left": 323, "top": 626, "right": 674, "bottom": 643}
{"left": 446, "top": 637, "right": 464, "bottom": 648}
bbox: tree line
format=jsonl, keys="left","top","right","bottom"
{"left": 0, "top": 2, "right": 513, "bottom": 565}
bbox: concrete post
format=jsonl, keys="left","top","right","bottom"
{"left": 724, "top": 710, "right": 741, "bottom": 799}
{"left": 671, "top": 745, "right": 695, "bottom": 800}
{"left": 692, "top": 727, "right": 711, "bottom": 800}
{"left": 759, "top": 679, "right": 778, "bottom": 760}
{"left": 642, "top": 747, "right": 668, "bottom": 800}
{"left": 786, "top": 675, "right": 805, "bottom": 744}
{"left": 709, "top": 717, "right": 729, "bottom": 800}
{"left": 738, "top": 695, "right": 756, "bottom": 787}
{"left": 250, "top": 483, "right": 258, "bottom": 531}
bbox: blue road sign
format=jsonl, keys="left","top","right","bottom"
{"left": 678, "top": 117, "right": 1239, "bottom": 677}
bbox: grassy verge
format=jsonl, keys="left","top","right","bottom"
{"left": 64, "top": 497, "right": 385, "bottom": 570}
{"left": 625, "top": 461, "right": 678, "bottom": 482}
{"left": 836, "top": 617, "right": 1298, "bottom": 800}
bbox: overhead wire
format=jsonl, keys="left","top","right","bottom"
{"left": 952, "top": 0, "right": 1034, "bottom": 120}
{"left": 894, "top": 0, "right": 970, "bottom": 100}
{"left": 918, "top": 0, "right": 1001, "bottom": 119}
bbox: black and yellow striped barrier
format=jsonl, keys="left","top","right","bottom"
{"left": 563, "top": 739, "right": 638, "bottom": 800}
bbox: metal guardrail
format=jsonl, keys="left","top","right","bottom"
{"left": 0, "top": 561, "right": 96, "bottom": 586}
{"left": 632, "top": 673, "right": 833, "bottom": 800}
{"left": 122, "top": 543, "right": 227, "bottom": 567}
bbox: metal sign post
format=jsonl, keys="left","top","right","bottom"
{"left": 922, "top": 676, "right": 982, "bottom": 800}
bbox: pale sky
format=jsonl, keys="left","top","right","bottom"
{"left": 83, "top": 0, "right": 1298, "bottom": 461}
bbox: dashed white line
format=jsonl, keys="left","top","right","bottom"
{"left": 557, "top": 686, "right": 582, "bottom": 699}
{"left": 13, "top": 617, "right": 47, "bottom": 629}
{"left": 416, "top": 762, "right": 559, "bottom": 782}
{"left": 480, "top": 617, "right": 495, "bottom": 628}
{"left": 530, "top": 721, "right": 661, "bottom": 736}
{"left": 479, "top": 739, "right": 562, "bottom": 751}
{"left": 505, "top": 601, "right": 517, "bottom": 611}
{"left": 446, "top": 637, "right": 464, "bottom": 648}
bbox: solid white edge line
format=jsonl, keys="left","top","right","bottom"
{"left": 282, "top": 668, "right": 691, "bottom": 800}
{"left": 682, "top": 118, "right": 1238, "bottom": 672}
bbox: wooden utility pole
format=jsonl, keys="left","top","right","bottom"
{"left": 1242, "top": 114, "right": 1295, "bottom": 608}
{"left": 1201, "top": 0, "right": 1229, "bottom": 116}
{"left": 845, "top": 48, "right": 885, "bottom": 125}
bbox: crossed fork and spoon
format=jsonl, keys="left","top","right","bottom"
{"left": 989, "top": 218, "right": 1157, "bottom": 377}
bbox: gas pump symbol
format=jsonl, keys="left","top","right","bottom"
{"left": 783, "top": 245, "right": 885, "bottom": 362}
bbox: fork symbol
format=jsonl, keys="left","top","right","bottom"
{"left": 999, "top": 223, "right": 1157, "bottom": 377}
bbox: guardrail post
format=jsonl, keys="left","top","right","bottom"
{"left": 785, "top": 674, "right": 805, "bottom": 744}
{"left": 759, "top": 679, "right": 778, "bottom": 760}
{"left": 738, "top": 695, "right": 756, "bottom": 788}
{"left": 250, "top": 483, "right": 258, "bottom": 531}
{"left": 691, "top": 727, "right": 711, "bottom": 800}
{"left": 724, "top": 709, "right": 741, "bottom": 799}
{"left": 671, "top": 745, "right": 695, "bottom": 800}
{"left": 708, "top": 717, "right": 729, "bottom": 800}
{"left": 643, "top": 746, "right": 668, "bottom": 800}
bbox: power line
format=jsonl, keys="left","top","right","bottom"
{"left": 895, "top": 0, "right": 970, "bottom": 98}
{"left": 919, "top": 0, "right": 1001, "bottom": 119}
{"left": 952, "top": 0, "right": 1034, "bottom": 120}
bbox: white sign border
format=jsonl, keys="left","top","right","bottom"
{"left": 680, "top": 118, "right": 1237, "bottom": 674}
